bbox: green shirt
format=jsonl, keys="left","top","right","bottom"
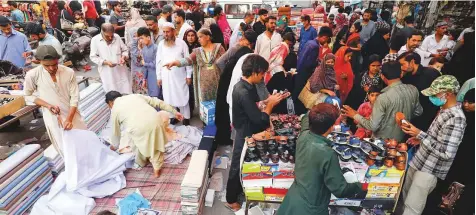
{"left": 277, "top": 115, "right": 362, "bottom": 215}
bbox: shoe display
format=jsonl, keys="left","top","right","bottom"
{"left": 260, "top": 151, "right": 270, "bottom": 163}
{"left": 270, "top": 153, "right": 280, "bottom": 163}
{"left": 339, "top": 148, "right": 352, "bottom": 161}
{"left": 333, "top": 145, "right": 350, "bottom": 155}
{"left": 360, "top": 141, "right": 372, "bottom": 155}
{"left": 349, "top": 137, "right": 361, "bottom": 148}
{"left": 352, "top": 148, "right": 366, "bottom": 163}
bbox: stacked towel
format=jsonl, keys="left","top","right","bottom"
{"left": 181, "top": 150, "right": 209, "bottom": 215}
{"left": 44, "top": 145, "right": 64, "bottom": 175}
{"left": 79, "top": 83, "right": 110, "bottom": 133}
{"left": 0, "top": 144, "right": 53, "bottom": 215}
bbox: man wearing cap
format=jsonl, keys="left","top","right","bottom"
{"left": 216, "top": 29, "right": 257, "bottom": 72}
{"left": 400, "top": 75, "right": 466, "bottom": 215}
{"left": 156, "top": 22, "right": 192, "bottom": 125}
{"left": 253, "top": 9, "right": 268, "bottom": 36}
{"left": 342, "top": 61, "right": 422, "bottom": 142}
{"left": 0, "top": 16, "right": 32, "bottom": 68}
{"left": 90, "top": 23, "right": 131, "bottom": 94}
{"left": 24, "top": 45, "right": 86, "bottom": 156}
{"left": 230, "top": 11, "right": 254, "bottom": 47}
{"left": 419, "top": 22, "right": 452, "bottom": 65}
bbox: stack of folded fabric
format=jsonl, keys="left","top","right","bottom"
{"left": 181, "top": 150, "right": 209, "bottom": 215}
{"left": 0, "top": 144, "right": 53, "bottom": 215}
{"left": 43, "top": 145, "right": 64, "bottom": 175}
{"left": 79, "top": 83, "right": 110, "bottom": 133}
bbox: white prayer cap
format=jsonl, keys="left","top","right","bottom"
{"left": 163, "top": 22, "right": 175, "bottom": 29}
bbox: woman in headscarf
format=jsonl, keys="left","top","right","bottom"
{"left": 213, "top": 5, "right": 231, "bottom": 48}
{"left": 266, "top": 32, "right": 295, "bottom": 84}
{"left": 333, "top": 7, "right": 348, "bottom": 36}
{"left": 342, "top": 22, "right": 361, "bottom": 49}
{"left": 309, "top": 53, "right": 337, "bottom": 96}
{"left": 48, "top": 0, "right": 61, "bottom": 29}
{"left": 215, "top": 46, "right": 253, "bottom": 145}
{"left": 202, "top": 17, "right": 216, "bottom": 29}
{"left": 361, "top": 28, "right": 390, "bottom": 69}
{"left": 276, "top": 15, "right": 294, "bottom": 37}
{"left": 125, "top": 8, "right": 147, "bottom": 48}
{"left": 183, "top": 29, "right": 200, "bottom": 113}
{"left": 443, "top": 31, "right": 475, "bottom": 84}
{"left": 333, "top": 25, "right": 349, "bottom": 53}
{"left": 314, "top": 4, "right": 326, "bottom": 20}
{"left": 210, "top": 23, "right": 225, "bottom": 49}
{"left": 334, "top": 47, "right": 354, "bottom": 103}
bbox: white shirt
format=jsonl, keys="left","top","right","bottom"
{"left": 158, "top": 17, "right": 168, "bottom": 37}
{"left": 229, "top": 21, "right": 245, "bottom": 47}
{"left": 398, "top": 44, "right": 432, "bottom": 67}
{"left": 227, "top": 53, "right": 251, "bottom": 123}
{"left": 254, "top": 31, "right": 282, "bottom": 61}
{"left": 457, "top": 27, "right": 474, "bottom": 41}
{"left": 177, "top": 22, "right": 193, "bottom": 41}
{"left": 420, "top": 34, "right": 452, "bottom": 65}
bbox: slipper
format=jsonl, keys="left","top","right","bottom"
{"left": 224, "top": 203, "right": 241, "bottom": 212}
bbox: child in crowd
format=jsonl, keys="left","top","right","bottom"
{"left": 354, "top": 86, "right": 381, "bottom": 139}
{"left": 73, "top": 11, "right": 87, "bottom": 30}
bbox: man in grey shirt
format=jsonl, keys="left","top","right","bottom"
{"left": 216, "top": 30, "right": 257, "bottom": 72}
{"left": 354, "top": 9, "right": 376, "bottom": 45}
{"left": 343, "top": 61, "right": 423, "bottom": 141}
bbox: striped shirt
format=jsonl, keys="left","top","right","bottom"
{"left": 354, "top": 81, "right": 423, "bottom": 141}
{"left": 410, "top": 105, "right": 466, "bottom": 180}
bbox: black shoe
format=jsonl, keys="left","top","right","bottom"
{"left": 170, "top": 118, "right": 178, "bottom": 125}
{"left": 183, "top": 119, "right": 190, "bottom": 126}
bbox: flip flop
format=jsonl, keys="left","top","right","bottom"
{"left": 224, "top": 203, "right": 241, "bottom": 212}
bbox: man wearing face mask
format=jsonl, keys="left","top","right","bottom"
{"left": 342, "top": 61, "right": 422, "bottom": 142}
{"left": 90, "top": 23, "right": 131, "bottom": 94}
{"left": 24, "top": 45, "right": 86, "bottom": 156}
{"left": 400, "top": 75, "right": 466, "bottom": 215}
{"left": 398, "top": 51, "right": 440, "bottom": 131}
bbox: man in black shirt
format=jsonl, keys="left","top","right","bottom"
{"left": 225, "top": 54, "right": 289, "bottom": 211}
{"left": 399, "top": 51, "right": 440, "bottom": 131}
{"left": 253, "top": 9, "right": 268, "bottom": 36}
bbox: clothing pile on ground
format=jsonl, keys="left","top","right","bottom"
{"left": 181, "top": 150, "right": 209, "bottom": 215}
{"left": 164, "top": 125, "right": 203, "bottom": 164}
{"left": 30, "top": 129, "right": 134, "bottom": 215}
{"left": 44, "top": 144, "right": 64, "bottom": 175}
{"left": 0, "top": 144, "right": 53, "bottom": 215}
{"left": 78, "top": 83, "right": 110, "bottom": 133}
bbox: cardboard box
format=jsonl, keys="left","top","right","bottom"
{"left": 366, "top": 166, "right": 404, "bottom": 178}
{"left": 242, "top": 163, "right": 262, "bottom": 174}
{"left": 242, "top": 173, "right": 273, "bottom": 188}
{"left": 244, "top": 187, "right": 265, "bottom": 201}
{"left": 264, "top": 194, "right": 286, "bottom": 202}
{"left": 367, "top": 183, "right": 400, "bottom": 193}
{"left": 261, "top": 163, "right": 279, "bottom": 173}
{"left": 199, "top": 100, "right": 215, "bottom": 126}
{"left": 0, "top": 95, "right": 25, "bottom": 119}
{"left": 365, "top": 192, "right": 397, "bottom": 199}
{"left": 263, "top": 187, "right": 288, "bottom": 196}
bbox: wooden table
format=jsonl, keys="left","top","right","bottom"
{"left": 0, "top": 105, "right": 40, "bottom": 130}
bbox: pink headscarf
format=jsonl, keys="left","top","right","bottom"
{"left": 125, "top": 8, "right": 146, "bottom": 29}
{"left": 216, "top": 13, "right": 231, "bottom": 45}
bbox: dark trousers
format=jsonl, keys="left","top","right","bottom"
{"left": 86, "top": 18, "right": 96, "bottom": 27}
{"left": 226, "top": 136, "right": 245, "bottom": 203}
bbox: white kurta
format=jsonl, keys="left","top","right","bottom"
{"left": 255, "top": 31, "right": 282, "bottom": 61}
{"left": 420, "top": 34, "right": 452, "bottom": 65}
{"left": 23, "top": 65, "right": 87, "bottom": 156}
{"left": 227, "top": 53, "right": 251, "bottom": 123}
{"left": 229, "top": 21, "right": 245, "bottom": 47}
{"left": 177, "top": 22, "right": 193, "bottom": 40}
{"left": 156, "top": 38, "right": 192, "bottom": 107}
{"left": 90, "top": 34, "right": 132, "bottom": 94}
{"left": 398, "top": 44, "right": 432, "bottom": 67}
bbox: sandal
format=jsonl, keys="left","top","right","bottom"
{"left": 224, "top": 202, "right": 241, "bottom": 212}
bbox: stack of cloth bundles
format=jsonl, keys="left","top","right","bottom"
{"left": 0, "top": 144, "right": 53, "bottom": 215}
{"left": 44, "top": 145, "right": 64, "bottom": 175}
{"left": 181, "top": 150, "right": 209, "bottom": 215}
{"left": 79, "top": 83, "right": 110, "bottom": 133}
{"left": 164, "top": 125, "right": 203, "bottom": 164}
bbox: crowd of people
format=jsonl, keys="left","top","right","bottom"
{"left": 0, "top": 1, "right": 474, "bottom": 215}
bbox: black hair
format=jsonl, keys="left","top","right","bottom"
{"left": 151, "top": 8, "right": 162, "bottom": 17}
{"left": 137, "top": 27, "right": 151, "bottom": 37}
{"left": 58, "top": 1, "right": 66, "bottom": 10}
{"left": 368, "top": 54, "right": 381, "bottom": 64}
{"left": 380, "top": 10, "right": 390, "bottom": 22}
{"left": 338, "top": 7, "right": 344, "bottom": 13}
{"left": 105, "top": 91, "right": 122, "bottom": 104}
{"left": 175, "top": 9, "right": 186, "bottom": 20}
{"left": 7, "top": 1, "right": 17, "bottom": 8}
{"left": 214, "top": 6, "right": 223, "bottom": 17}
{"left": 345, "top": 48, "right": 353, "bottom": 55}
{"left": 265, "top": 16, "right": 277, "bottom": 23}
{"left": 318, "top": 26, "right": 333, "bottom": 38}
{"left": 368, "top": 85, "right": 382, "bottom": 94}
{"left": 353, "top": 22, "right": 362, "bottom": 33}
{"left": 328, "top": 14, "right": 335, "bottom": 18}
{"left": 377, "top": 27, "right": 390, "bottom": 36}
{"left": 144, "top": 15, "right": 158, "bottom": 23}
{"left": 301, "top": 15, "right": 311, "bottom": 23}
{"left": 96, "top": 210, "right": 116, "bottom": 215}
{"left": 242, "top": 54, "right": 269, "bottom": 77}
{"left": 364, "top": 9, "right": 372, "bottom": 15}
{"left": 258, "top": 9, "right": 268, "bottom": 16}
{"left": 381, "top": 61, "right": 402, "bottom": 80}
{"left": 283, "top": 32, "right": 295, "bottom": 44}
{"left": 464, "top": 88, "right": 475, "bottom": 103}
{"left": 397, "top": 51, "right": 421, "bottom": 65}
{"left": 109, "top": 1, "right": 120, "bottom": 8}
{"left": 390, "top": 34, "right": 405, "bottom": 51}
{"left": 26, "top": 23, "right": 45, "bottom": 36}
{"left": 429, "top": 56, "right": 445, "bottom": 65}
{"left": 344, "top": 6, "right": 352, "bottom": 14}
{"left": 370, "top": 10, "right": 378, "bottom": 22}
{"left": 0, "top": 16, "right": 11, "bottom": 27}
{"left": 309, "top": 103, "right": 340, "bottom": 135}
{"left": 404, "top": 16, "right": 414, "bottom": 24}
{"left": 408, "top": 29, "right": 424, "bottom": 39}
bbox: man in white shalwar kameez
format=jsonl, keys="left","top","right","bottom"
{"left": 24, "top": 45, "right": 87, "bottom": 156}
{"left": 174, "top": 9, "right": 193, "bottom": 40}
{"left": 156, "top": 22, "right": 192, "bottom": 125}
{"left": 90, "top": 23, "right": 132, "bottom": 94}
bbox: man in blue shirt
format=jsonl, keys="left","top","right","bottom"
{"left": 0, "top": 16, "right": 32, "bottom": 68}
{"left": 8, "top": 1, "right": 24, "bottom": 23}
{"left": 298, "top": 15, "right": 317, "bottom": 55}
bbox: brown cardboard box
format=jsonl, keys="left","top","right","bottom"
{"left": 0, "top": 95, "right": 26, "bottom": 119}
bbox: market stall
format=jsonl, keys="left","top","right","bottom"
{"left": 239, "top": 114, "right": 409, "bottom": 214}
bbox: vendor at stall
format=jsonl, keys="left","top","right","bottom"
{"left": 104, "top": 91, "right": 184, "bottom": 178}
{"left": 277, "top": 103, "right": 363, "bottom": 215}
{"left": 24, "top": 45, "right": 87, "bottom": 157}
{"left": 225, "top": 54, "right": 288, "bottom": 212}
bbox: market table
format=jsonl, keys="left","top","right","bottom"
{"left": 0, "top": 105, "right": 40, "bottom": 130}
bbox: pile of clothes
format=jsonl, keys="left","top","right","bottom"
{"left": 78, "top": 83, "right": 110, "bottom": 133}
{"left": 0, "top": 144, "right": 53, "bottom": 215}
{"left": 62, "top": 27, "right": 99, "bottom": 69}
{"left": 181, "top": 150, "right": 209, "bottom": 215}
{"left": 44, "top": 145, "right": 64, "bottom": 175}
{"left": 164, "top": 125, "right": 203, "bottom": 164}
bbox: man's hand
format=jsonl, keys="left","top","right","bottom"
{"left": 342, "top": 105, "right": 358, "bottom": 118}
{"left": 141, "top": 59, "right": 145, "bottom": 66}
{"left": 104, "top": 61, "right": 116, "bottom": 67}
{"left": 119, "top": 56, "right": 127, "bottom": 65}
{"left": 406, "top": 137, "right": 421, "bottom": 146}
{"left": 142, "top": 81, "right": 147, "bottom": 89}
{"left": 401, "top": 121, "right": 421, "bottom": 137}
{"left": 175, "top": 112, "right": 184, "bottom": 121}
{"left": 63, "top": 119, "right": 73, "bottom": 130}
{"left": 186, "top": 78, "right": 192, "bottom": 85}
{"left": 47, "top": 105, "right": 60, "bottom": 115}
{"left": 157, "top": 79, "right": 162, "bottom": 86}
{"left": 267, "top": 93, "right": 289, "bottom": 107}
{"left": 22, "top": 51, "right": 32, "bottom": 58}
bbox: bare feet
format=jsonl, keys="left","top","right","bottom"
{"left": 153, "top": 169, "right": 161, "bottom": 178}
{"left": 225, "top": 202, "right": 241, "bottom": 212}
